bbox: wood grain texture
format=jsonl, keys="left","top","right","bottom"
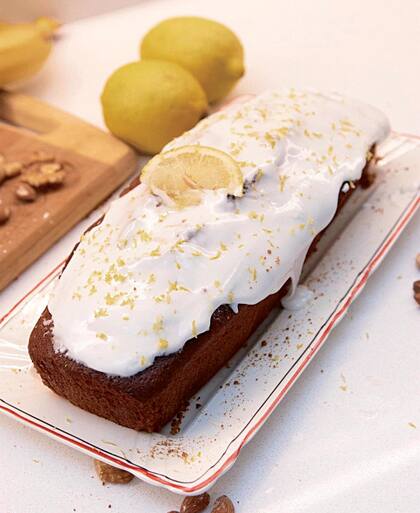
{"left": 0, "top": 90, "right": 138, "bottom": 291}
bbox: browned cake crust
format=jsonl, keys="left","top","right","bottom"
{"left": 28, "top": 162, "right": 374, "bottom": 432}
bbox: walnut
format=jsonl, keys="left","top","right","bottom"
{"left": 180, "top": 493, "right": 210, "bottom": 513}
{"left": 15, "top": 183, "right": 37, "bottom": 202}
{"left": 211, "top": 496, "right": 235, "bottom": 513}
{"left": 22, "top": 162, "right": 65, "bottom": 188}
{"left": 3, "top": 161, "right": 23, "bottom": 178}
{"left": 94, "top": 460, "right": 134, "bottom": 484}
{"left": 29, "top": 151, "right": 55, "bottom": 164}
{"left": 0, "top": 203, "right": 11, "bottom": 225}
{"left": 39, "top": 162, "right": 62, "bottom": 175}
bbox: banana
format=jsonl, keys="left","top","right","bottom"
{"left": 0, "top": 17, "right": 60, "bottom": 87}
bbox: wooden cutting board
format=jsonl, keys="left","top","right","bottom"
{"left": 0, "top": 90, "right": 138, "bottom": 291}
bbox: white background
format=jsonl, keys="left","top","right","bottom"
{"left": 1, "top": 1, "right": 419, "bottom": 512}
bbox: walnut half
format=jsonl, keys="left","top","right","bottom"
{"left": 94, "top": 460, "right": 134, "bottom": 484}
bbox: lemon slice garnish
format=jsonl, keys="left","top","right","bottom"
{"left": 141, "top": 145, "right": 243, "bottom": 207}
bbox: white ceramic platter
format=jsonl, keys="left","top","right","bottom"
{"left": 0, "top": 133, "right": 419, "bottom": 495}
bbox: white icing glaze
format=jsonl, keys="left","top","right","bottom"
{"left": 281, "top": 285, "right": 314, "bottom": 311}
{"left": 48, "top": 89, "right": 390, "bottom": 377}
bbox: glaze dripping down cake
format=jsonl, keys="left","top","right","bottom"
{"left": 29, "top": 90, "right": 390, "bottom": 431}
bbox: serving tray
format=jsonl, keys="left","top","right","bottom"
{"left": 0, "top": 132, "right": 419, "bottom": 495}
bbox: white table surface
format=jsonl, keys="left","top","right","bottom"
{"left": 1, "top": 1, "right": 419, "bottom": 512}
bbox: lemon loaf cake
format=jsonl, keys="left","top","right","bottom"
{"left": 29, "top": 90, "right": 390, "bottom": 432}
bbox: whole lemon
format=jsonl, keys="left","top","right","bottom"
{"left": 140, "top": 17, "right": 245, "bottom": 103}
{"left": 100, "top": 60, "right": 207, "bottom": 154}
